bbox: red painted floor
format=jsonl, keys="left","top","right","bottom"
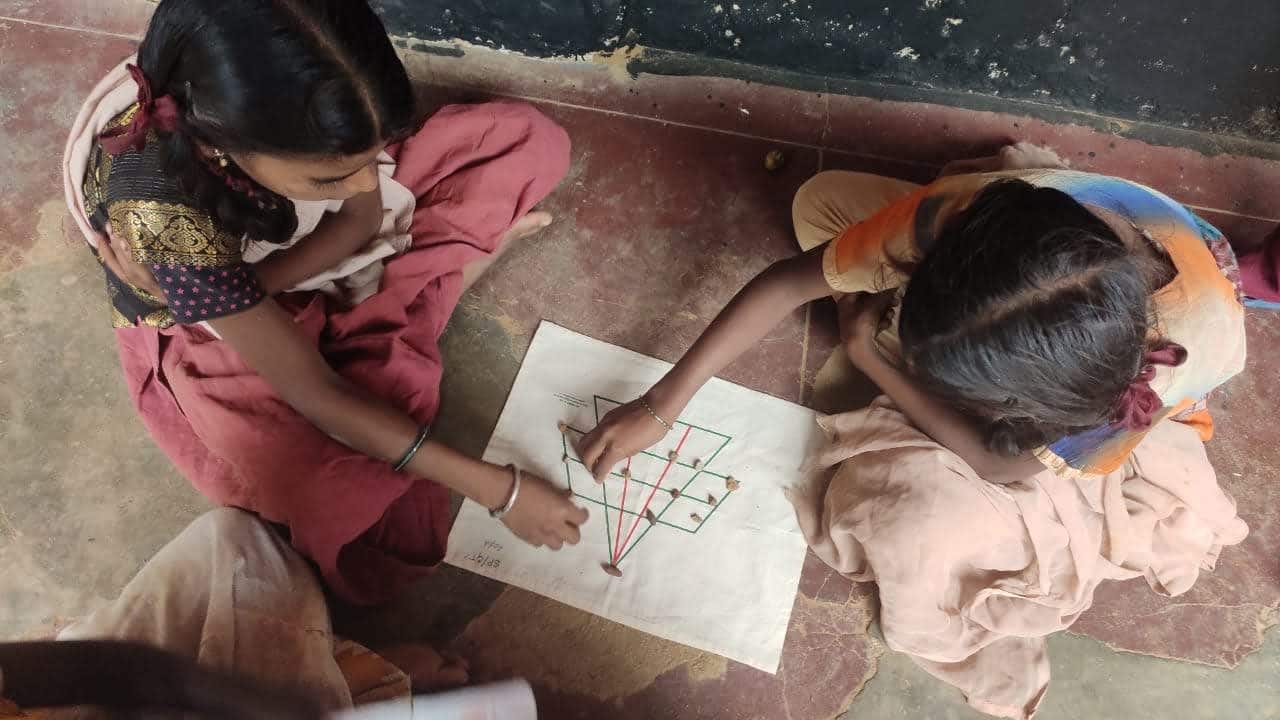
{"left": 1, "top": 2, "right": 1277, "bottom": 718}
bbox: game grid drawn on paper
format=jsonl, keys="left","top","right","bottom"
{"left": 562, "top": 395, "right": 742, "bottom": 576}
{"left": 444, "top": 322, "right": 820, "bottom": 673}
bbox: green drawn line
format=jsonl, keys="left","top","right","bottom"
{"left": 616, "top": 489, "right": 740, "bottom": 564}
{"left": 593, "top": 395, "right": 732, "bottom": 443}
{"left": 600, "top": 469, "right": 615, "bottom": 559}
{"left": 565, "top": 399, "right": 739, "bottom": 567}
{"left": 561, "top": 433, "right": 574, "bottom": 494}
{"left": 617, "top": 431, "right": 729, "bottom": 562}
{"left": 562, "top": 430, "right": 614, "bottom": 556}
{"left": 633, "top": 451, "right": 728, "bottom": 477}
{"left": 616, "top": 430, "right": 734, "bottom": 564}
{"left": 563, "top": 460, "right": 716, "bottom": 507}
{"left": 570, "top": 495, "right": 696, "bottom": 534}
{"left": 696, "top": 487, "right": 732, "bottom": 525}
{"left": 562, "top": 424, "right": 728, "bottom": 479}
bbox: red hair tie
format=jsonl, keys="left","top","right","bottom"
{"left": 99, "top": 64, "right": 180, "bottom": 156}
{"left": 1112, "top": 343, "right": 1187, "bottom": 431}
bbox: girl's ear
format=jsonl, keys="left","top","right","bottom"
{"left": 985, "top": 417, "right": 1024, "bottom": 458}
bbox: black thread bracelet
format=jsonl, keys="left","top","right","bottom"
{"left": 393, "top": 424, "right": 431, "bottom": 472}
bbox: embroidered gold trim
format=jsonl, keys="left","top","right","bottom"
{"left": 110, "top": 305, "right": 133, "bottom": 328}
{"left": 139, "top": 307, "right": 175, "bottom": 328}
{"left": 83, "top": 105, "right": 138, "bottom": 217}
{"left": 83, "top": 147, "right": 110, "bottom": 210}
{"left": 128, "top": 280, "right": 164, "bottom": 306}
{"left": 1033, "top": 445, "right": 1068, "bottom": 473}
{"left": 1032, "top": 445, "right": 1097, "bottom": 481}
{"left": 115, "top": 103, "right": 140, "bottom": 128}
{"left": 107, "top": 199, "right": 242, "bottom": 268}
{"left": 109, "top": 298, "right": 174, "bottom": 329}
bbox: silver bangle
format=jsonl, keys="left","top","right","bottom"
{"left": 490, "top": 465, "right": 522, "bottom": 519}
{"left": 393, "top": 424, "right": 431, "bottom": 473}
{"left": 638, "top": 396, "right": 673, "bottom": 431}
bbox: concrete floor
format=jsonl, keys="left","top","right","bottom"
{"left": 1, "top": 2, "right": 1278, "bottom": 718}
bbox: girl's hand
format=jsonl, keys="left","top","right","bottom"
{"left": 576, "top": 395, "right": 676, "bottom": 482}
{"left": 937, "top": 141, "right": 1067, "bottom": 177}
{"left": 997, "top": 141, "right": 1068, "bottom": 170}
{"left": 96, "top": 223, "right": 164, "bottom": 299}
{"left": 838, "top": 291, "right": 896, "bottom": 369}
{"left": 497, "top": 466, "right": 588, "bottom": 549}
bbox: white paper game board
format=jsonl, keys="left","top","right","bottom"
{"left": 445, "top": 322, "right": 822, "bottom": 673}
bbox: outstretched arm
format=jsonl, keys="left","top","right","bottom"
{"left": 91, "top": 196, "right": 587, "bottom": 548}
{"left": 209, "top": 301, "right": 589, "bottom": 549}
{"left": 577, "top": 246, "right": 831, "bottom": 480}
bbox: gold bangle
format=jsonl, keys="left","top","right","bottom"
{"left": 638, "top": 396, "right": 673, "bottom": 431}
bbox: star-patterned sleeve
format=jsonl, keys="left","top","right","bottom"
{"left": 146, "top": 261, "right": 266, "bottom": 321}
{"left": 106, "top": 198, "right": 266, "bottom": 322}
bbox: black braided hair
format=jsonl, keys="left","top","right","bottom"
{"left": 136, "top": 0, "right": 416, "bottom": 243}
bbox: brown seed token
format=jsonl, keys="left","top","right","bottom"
{"left": 562, "top": 453, "right": 570, "bottom": 464}
{"left": 621, "top": 467, "right": 632, "bottom": 479}
{"left": 725, "top": 476, "right": 740, "bottom": 491}
{"left": 557, "top": 421, "right": 569, "bottom": 434}
{"left": 644, "top": 508, "right": 657, "bottom": 525}
{"left": 602, "top": 563, "right": 623, "bottom": 577}
{"left": 669, "top": 488, "right": 681, "bottom": 499}
{"left": 692, "top": 458, "right": 703, "bottom": 470}
{"left": 690, "top": 512, "right": 703, "bottom": 523}
{"left": 668, "top": 450, "right": 679, "bottom": 462}
{"left": 707, "top": 493, "right": 717, "bottom": 505}
{"left": 764, "top": 149, "right": 786, "bottom": 173}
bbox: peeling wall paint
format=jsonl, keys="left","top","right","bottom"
{"left": 373, "top": 0, "right": 1280, "bottom": 143}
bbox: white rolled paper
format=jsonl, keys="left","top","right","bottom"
{"left": 333, "top": 679, "right": 536, "bottom": 720}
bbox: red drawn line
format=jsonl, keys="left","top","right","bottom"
{"left": 613, "top": 456, "right": 632, "bottom": 563}
{"left": 614, "top": 425, "right": 692, "bottom": 565}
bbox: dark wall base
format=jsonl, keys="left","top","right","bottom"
{"left": 374, "top": 0, "right": 1280, "bottom": 145}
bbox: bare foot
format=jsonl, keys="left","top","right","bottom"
{"left": 377, "top": 643, "right": 470, "bottom": 691}
{"left": 461, "top": 210, "right": 555, "bottom": 290}
{"left": 506, "top": 211, "right": 553, "bottom": 242}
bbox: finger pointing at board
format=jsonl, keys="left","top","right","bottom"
{"left": 575, "top": 397, "right": 670, "bottom": 482}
